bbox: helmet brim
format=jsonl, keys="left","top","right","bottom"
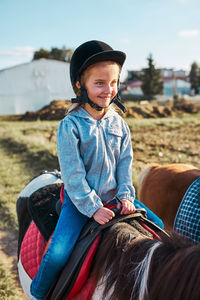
{"left": 78, "top": 50, "right": 126, "bottom": 77}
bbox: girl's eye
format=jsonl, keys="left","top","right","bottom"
{"left": 96, "top": 81, "right": 104, "bottom": 86}
{"left": 95, "top": 80, "right": 118, "bottom": 87}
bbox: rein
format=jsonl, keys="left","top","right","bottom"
{"left": 91, "top": 210, "right": 147, "bottom": 232}
{"left": 79, "top": 208, "right": 169, "bottom": 242}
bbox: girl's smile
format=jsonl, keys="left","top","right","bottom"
{"left": 77, "top": 61, "right": 120, "bottom": 119}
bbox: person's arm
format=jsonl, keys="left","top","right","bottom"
{"left": 56, "top": 118, "right": 103, "bottom": 217}
{"left": 115, "top": 122, "right": 135, "bottom": 203}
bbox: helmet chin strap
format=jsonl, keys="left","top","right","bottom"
{"left": 111, "top": 93, "right": 127, "bottom": 113}
{"left": 71, "top": 84, "right": 126, "bottom": 113}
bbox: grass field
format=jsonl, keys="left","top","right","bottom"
{"left": 0, "top": 113, "right": 200, "bottom": 298}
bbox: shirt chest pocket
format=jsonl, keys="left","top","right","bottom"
{"left": 106, "top": 127, "right": 123, "bottom": 149}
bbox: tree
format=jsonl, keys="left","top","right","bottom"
{"left": 141, "top": 54, "right": 163, "bottom": 97}
{"left": 33, "top": 48, "right": 49, "bottom": 60}
{"left": 189, "top": 62, "right": 200, "bottom": 95}
{"left": 33, "top": 46, "right": 73, "bottom": 62}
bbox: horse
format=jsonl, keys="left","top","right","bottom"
{"left": 91, "top": 223, "right": 200, "bottom": 300}
{"left": 138, "top": 163, "right": 200, "bottom": 230}
{"left": 16, "top": 170, "right": 200, "bottom": 300}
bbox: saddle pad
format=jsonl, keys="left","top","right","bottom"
{"left": 20, "top": 221, "right": 47, "bottom": 279}
{"left": 174, "top": 177, "right": 200, "bottom": 243}
{"left": 28, "top": 183, "right": 63, "bottom": 241}
{"left": 20, "top": 221, "right": 99, "bottom": 299}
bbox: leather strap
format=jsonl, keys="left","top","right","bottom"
{"left": 71, "top": 85, "right": 126, "bottom": 113}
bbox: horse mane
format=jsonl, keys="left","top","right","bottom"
{"left": 92, "top": 222, "right": 200, "bottom": 300}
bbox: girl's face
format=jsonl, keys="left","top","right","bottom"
{"left": 81, "top": 61, "right": 120, "bottom": 109}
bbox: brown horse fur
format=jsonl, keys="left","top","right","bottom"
{"left": 92, "top": 222, "right": 200, "bottom": 300}
{"left": 138, "top": 163, "right": 200, "bottom": 230}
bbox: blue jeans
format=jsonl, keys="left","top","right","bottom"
{"left": 134, "top": 198, "right": 164, "bottom": 229}
{"left": 30, "top": 195, "right": 163, "bottom": 299}
{"left": 30, "top": 191, "right": 89, "bottom": 299}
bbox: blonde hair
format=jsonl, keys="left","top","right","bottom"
{"left": 67, "top": 61, "right": 121, "bottom": 114}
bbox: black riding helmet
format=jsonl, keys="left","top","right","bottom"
{"left": 70, "top": 40, "right": 127, "bottom": 112}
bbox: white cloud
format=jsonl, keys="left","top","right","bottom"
{"left": 179, "top": 29, "right": 200, "bottom": 37}
{"left": 119, "top": 38, "right": 132, "bottom": 45}
{"left": 0, "top": 46, "right": 35, "bottom": 58}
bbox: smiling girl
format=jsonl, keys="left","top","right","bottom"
{"left": 30, "top": 40, "right": 135, "bottom": 299}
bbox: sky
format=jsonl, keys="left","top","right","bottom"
{"left": 0, "top": 0, "right": 200, "bottom": 79}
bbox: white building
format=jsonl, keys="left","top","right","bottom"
{"left": 160, "top": 68, "right": 187, "bottom": 77}
{"left": 0, "top": 59, "right": 74, "bottom": 115}
{"left": 125, "top": 68, "right": 191, "bottom": 97}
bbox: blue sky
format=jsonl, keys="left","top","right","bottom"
{"left": 0, "top": 0, "right": 200, "bottom": 79}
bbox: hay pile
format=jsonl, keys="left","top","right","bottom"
{"left": 124, "top": 103, "right": 172, "bottom": 118}
{"left": 21, "top": 100, "right": 71, "bottom": 121}
{"left": 20, "top": 98, "right": 200, "bottom": 121}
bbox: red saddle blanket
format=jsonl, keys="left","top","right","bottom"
{"left": 20, "top": 221, "right": 99, "bottom": 299}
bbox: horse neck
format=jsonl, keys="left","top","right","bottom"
{"left": 92, "top": 225, "right": 200, "bottom": 300}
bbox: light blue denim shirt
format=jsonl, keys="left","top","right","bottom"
{"left": 56, "top": 107, "right": 135, "bottom": 217}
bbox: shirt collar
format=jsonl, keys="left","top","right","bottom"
{"left": 70, "top": 107, "right": 117, "bottom": 120}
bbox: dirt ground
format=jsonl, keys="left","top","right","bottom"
{"left": 0, "top": 230, "right": 26, "bottom": 299}
{"left": 1, "top": 98, "right": 200, "bottom": 298}
{"left": 19, "top": 98, "right": 200, "bottom": 121}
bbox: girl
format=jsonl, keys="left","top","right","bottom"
{"left": 30, "top": 40, "right": 161, "bottom": 299}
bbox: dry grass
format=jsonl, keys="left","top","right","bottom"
{"left": 0, "top": 114, "right": 199, "bottom": 297}
{"left": 126, "top": 114, "right": 200, "bottom": 189}
{"left": 0, "top": 114, "right": 199, "bottom": 229}
{"left": 0, "top": 260, "right": 23, "bottom": 299}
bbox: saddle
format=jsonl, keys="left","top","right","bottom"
{"left": 48, "top": 203, "right": 167, "bottom": 300}
{"left": 18, "top": 172, "right": 167, "bottom": 300}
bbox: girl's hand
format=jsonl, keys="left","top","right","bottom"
{"left": 117, "top": 198, "right": 135, "bottom": 215}
{"left": 93, "top": 206, "right": 115, "bottom": 225}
